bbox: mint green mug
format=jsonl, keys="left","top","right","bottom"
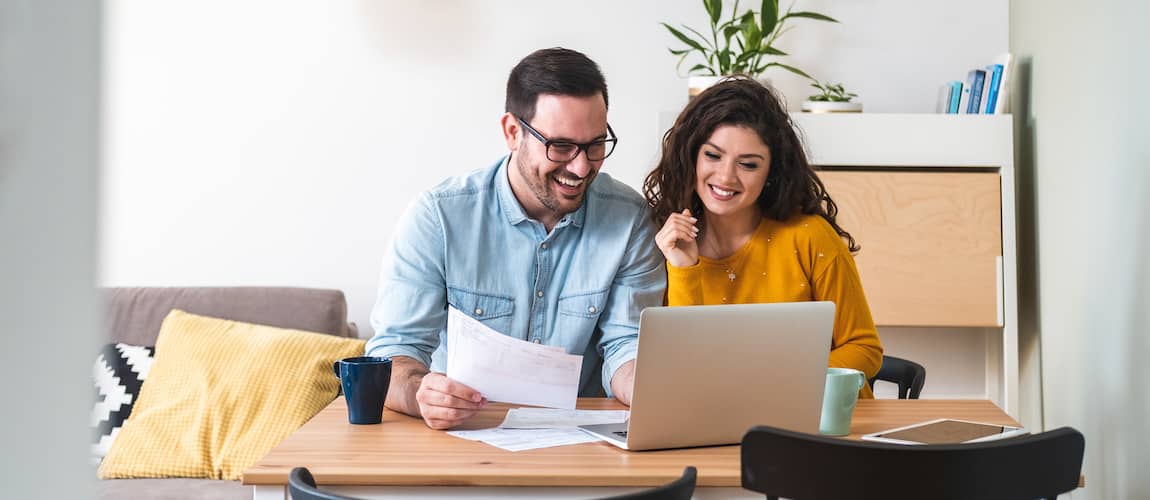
{"left": 819, "top": 367, "right": 866, "bottom": 436}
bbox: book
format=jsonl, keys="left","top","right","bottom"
{"left": 984, "top": 64, "right": 1003, "bottom": 114}
{"left": 965, "top": 69, "right": 987, "bottom": 114}
{"left": 990, "top": 53, "right": 1013, "bottom": 114}
{"left": 947, "top": 81, "right": 962, "bottom": 114}
{"left": 936, "top": 84, "right": 953, "bottom": 113}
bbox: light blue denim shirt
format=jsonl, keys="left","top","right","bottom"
{"left": 366, "top": 156, "right": 666, "bottom": 396}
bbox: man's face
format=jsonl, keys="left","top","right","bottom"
{"left": 506, "top": 93, "right": 609, "bottom": 223}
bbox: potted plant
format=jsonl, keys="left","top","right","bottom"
{"left": 801, "top": 81, "right": 862, "bottom": 112}
{"left": 662, "top": 0, "right": 838, "bottom": 97}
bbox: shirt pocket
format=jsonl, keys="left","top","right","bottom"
{"left": 557, "top": 288, "right": 609, "bottom": 341}
{"left": 447, "top": 287, "right": 515, "bottom": 334}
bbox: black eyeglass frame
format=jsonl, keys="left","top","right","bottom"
{"left": 515, "top": 115, "right": 619, "bottom": 162}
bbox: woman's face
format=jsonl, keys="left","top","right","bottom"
{"left": 694, "top": 124, "right": 771, "bottom": 221}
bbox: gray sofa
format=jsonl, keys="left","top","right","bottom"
{"left": 97, "top": 287, "right": 359, "bottom": 500}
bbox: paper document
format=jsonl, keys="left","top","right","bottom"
{"left": 446, "top": 307, "right": 582, "bottom": 409}
{"left": 447, "top": 428, "right": 602, "bottom": 452}
{"left": 500, "top": 408, "right": 630, "bottom": 429}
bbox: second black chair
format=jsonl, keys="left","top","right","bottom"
{"left": 289, "top": 467, "right": 360, "bottom": 500}
{"left": 600, "top": 466, "right": 696, "bottom": 500}
{"left": 868, "top": 355, "right": 926, "bottom": 399}
{"left": 741, "top": 425, "right": 1084, "bottom": 500}
{"left": 289, "top": 465, "right": 697, "bottom": 500}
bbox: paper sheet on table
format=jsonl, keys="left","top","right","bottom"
{"left": 500, "top": 408, "right": 630, "bottom": 429}
{"left": 445, "top": 306, "right": 582, "bottom": 409}
{"left": 447, "top": 428, "right": 603, "bottom": 452}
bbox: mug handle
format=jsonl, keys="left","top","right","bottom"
{"left": 333, "top": 361, "right": 341, "bottom": 378}
{"left": 855, "top": 371, "right": 865, "bottom": 390}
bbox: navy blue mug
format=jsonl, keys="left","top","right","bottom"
{"left": 333, "top": 356, "right": 392, "bottom": 424}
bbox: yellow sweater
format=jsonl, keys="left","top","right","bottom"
{"left": 667, "top": 214, "right": 883, "bottom": 398}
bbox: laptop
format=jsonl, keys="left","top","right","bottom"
{"left": 580, "top": 301, "right": 834, "bottom": 451}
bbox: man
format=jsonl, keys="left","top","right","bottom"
{"left": 366, "top": 47, "right": 666, "bottom": 430}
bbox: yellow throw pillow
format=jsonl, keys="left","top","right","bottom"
{"left": 98, "top": 309, "right": 366, "bottom": 480}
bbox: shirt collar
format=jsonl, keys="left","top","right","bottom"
{"left": 496, "top": 154, "right": 587, "bottom": 229}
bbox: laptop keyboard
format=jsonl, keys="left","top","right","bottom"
{"left": 613, "top": 431, "right": 628, "bottom": 438}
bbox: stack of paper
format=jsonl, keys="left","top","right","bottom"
{"left": 448, "top": 408, "right": 630, "bottom": 452}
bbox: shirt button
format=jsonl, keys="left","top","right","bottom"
{"left": 533, "top": 339, "right": 541, "bottom": 344}
{"left": 537, "top": 290, "right": 544, "bottom": 298}
{"left": 474, "top": 308, "right": 483, "bottom": 316}
{"left": 588, "top": 306, "right": 597, "bottom": 314}
{"left": 541, "top": 242, "right": 548, "bottom": 250}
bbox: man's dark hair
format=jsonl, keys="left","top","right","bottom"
{"left": 506, "top": 47, "right": 608, "bottom": 123}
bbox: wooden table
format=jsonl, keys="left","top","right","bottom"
{"left": 244, "top": 398, "right": 1020, "bottom": 499}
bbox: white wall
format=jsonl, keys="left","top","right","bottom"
{"left": 101, "top": 0, "right": 1008, "bottom": 338}
{"left": 1012, "top": 0, "right": 1150, "bottom": 498}
{"left": 0, "top": 0, "right": 100, "bottom": 496}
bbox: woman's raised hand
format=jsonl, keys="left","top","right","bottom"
{"left": 656, "top": 209, "right": 700, "bottom": 268}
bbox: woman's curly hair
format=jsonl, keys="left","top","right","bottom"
{"left": 642, "top": 76, "right": 858, "bottom": 252}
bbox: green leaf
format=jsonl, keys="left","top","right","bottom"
{"left": 705, "top": 0, "right": 723, "bottom": 25}
{"left": 781, "top": 11, "right": 839, "bottom": 23}
{"left": 760, "top": 44, "right": 787, "bottom": 56}
{"left": 742, "top": 16, "right": 762, "bottom": 49}
{"left": 662, "top": 23, "right": 707, "bottom": 52}
{"left": 683, "top": 24, "right": 717, "bottom": 50}
{"left": 669, "top": 47, "right": 692, "bottom": 56}
{"left": 717, "top": 48, "right": 731, "bottom": 74}
{"left": 687, "top": 63, "right": 714, "bottom": 76}
{"left": 760, "top": 0, "right": 779, "bottom": 36}
{"left": 722, "top": 24, "right": 741, "bottom": 43}
{"left": 765, "top": 62, "right": 814, "bottom": 80}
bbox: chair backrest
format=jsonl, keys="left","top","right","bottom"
{"left": 741, "top": 425, "right": 1084, "bottom": 500}
{"left": 599, "top": 466, "right": 697, "bottom": 500}
{"left": 289, "top": 467, "right": 363, "bottom": 500}
{"left": 868, "top": 355, "right": 926, "bottom": 399}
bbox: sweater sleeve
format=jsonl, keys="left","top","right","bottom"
{"left": 812, "top": 251, "right": 884, "bottom": 395}
{"left": 666, "top": 262, "right": 705, "bottom": 306}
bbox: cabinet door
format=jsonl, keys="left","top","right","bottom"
{"left": 818, "top": 170, "right": 1002, "bottom": 326}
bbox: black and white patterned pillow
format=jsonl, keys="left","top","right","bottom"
{"left": 92, "top": 343, "right": 154, "bottom": 460}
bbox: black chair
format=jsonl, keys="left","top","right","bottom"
{"left": 289, "top": 467, "right": 361, "bottom": 500}
{"left": 868, "top": 355, "right": 926, "bottom": 399}
{"left": 740, "top": 425, "right": 1084, "bottom": 500}
{"left": 288, "top": 466, "right": 697, "bottom": 500}
{"left": 600, "top": 466, "right": 697, "bottom": 500}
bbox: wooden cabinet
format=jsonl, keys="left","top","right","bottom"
{"left": 792, "top": 113, "right": 1019, "bottom": 417}
{"left": 818, "top": 170, "right": 1002, "bottom": 327}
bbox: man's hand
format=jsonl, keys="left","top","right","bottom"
{"left": 384, "top": 356, "right": 486, "bottom": 429}
{"left": 609, "top": 360, "right": 637, "bottom": 406}
{"left": 416, "top": 372, "right": 487, "bottom": 429}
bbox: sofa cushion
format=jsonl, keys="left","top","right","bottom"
{"left": 104, "top": 287, "right": 357, "bottom": 346}
{"left": 92, "top": 343, "right": 154, "bottom": 460}
{"left": 98, "top": 310, "right": 366, "bottom": 481}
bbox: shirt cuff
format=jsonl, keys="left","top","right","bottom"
{"left": 365, "top": 344, "right": 432, "bottom": 369}
{"left": 601, "top": 344, "right": 638, "bottom": 398}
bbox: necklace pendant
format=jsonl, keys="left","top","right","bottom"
{"left": 728, "top": 271, "right": 737, "bottom": 282}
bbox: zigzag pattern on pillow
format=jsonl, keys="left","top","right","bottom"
{"left": 92, "top": 343, "right": 154, "bottom": 460}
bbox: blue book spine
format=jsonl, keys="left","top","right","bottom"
{"left": 966, "top": 69, "right": 986, "bottom": 114}
{"left": 948, "top": 81, "right": 962, "bottom": 114}
{"left": 985, "top": 64, "right": 1003, "bottom": 114}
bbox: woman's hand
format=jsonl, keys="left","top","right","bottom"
{"left": 656, "top": 209, "right": 700, "bottom": 268}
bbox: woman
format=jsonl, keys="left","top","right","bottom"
{"left": 643, "top": 76, "right": 882, "bottom": 397}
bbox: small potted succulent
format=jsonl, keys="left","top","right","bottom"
{"left": 801, "top": 81, "right": 862, "bottom": 113}
{"left": 662, "top": 0, "right": 838, "bottom": 97}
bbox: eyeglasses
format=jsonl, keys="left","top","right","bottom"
{"left": 516, "top": 115, "right": 618, "bottom": 162}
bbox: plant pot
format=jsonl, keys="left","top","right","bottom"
{"left": 801, "top": 101, "right": 863, "bottom": 113}
{"left": 687, "top": 76, "right": 724, "bottom": 98}
{"left": 688, "top": 75, "right": 774, "bottom": 99}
